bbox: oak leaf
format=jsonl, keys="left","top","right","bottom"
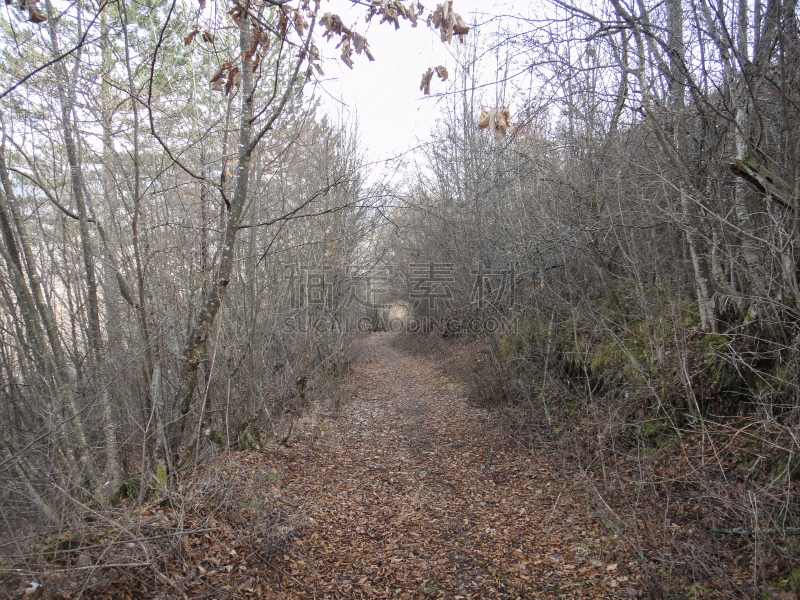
{"left": 420, "top": 68, "right": 434, "bottom": 95}
{"left": 184, "top": 26, "right": 199, "bottom": 46}
{"left": 277, "top": 7, "right": 289, "bottom": 37}
{"left": 477, "top": 107, "right": 492, "bottom": 130}
{"left": 211, "top": 61, "right": 231, "bottom": 92}
{"left": 228, "top": 6, "right": 244, "bottom": 27}
{"left": 340, "top": 38, "right": 354, "bottom": 69}
{"left": 294, "top": 10, "right": 308, "bottom": 35}
{"left": 353, "top": 33, "right": 374, "bottom": 61}
{"left": 477, "top": 106, "right": 512, "bottom": 137}
{"left": 320, "top": 12, "right": 350, "bottom": 39}
{"left": 430, "top": 1, "right": 467, "bottom": 43}
{"left": 26, "top": 0, "right": 46, "bottom": 23}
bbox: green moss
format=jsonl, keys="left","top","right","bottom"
{"left": 208, "top": 429, "right": 225, "bottom": 447}
{"left": 589, "top": 342, "right": 620, "bottom": 373}
{"left": 498, "top": 332, "right": 524, "bottom": 362}
{"left": 239, "top": 423, "right": 264, "bottom": 450}
{"left": 701, "top": 332, "right": 729, "bottom": 352}
{"left": 701, "top": 333, "right": 741, "bottom": 396}
{"left": 155, "top": 464, "right": 168, "bottom": 491}
{"left": 781, "top": 567, "right": 800, "bottom": 593}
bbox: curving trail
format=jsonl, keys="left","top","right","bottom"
{"left": 260, "top": 333, "right": 642, "bottom": 599}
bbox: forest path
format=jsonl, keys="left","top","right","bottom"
{"left": 261, "top": 333, "right": 642, "bottom": 599}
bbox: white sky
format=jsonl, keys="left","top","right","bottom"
{"left": 312, "top": 1, "right": 531, "bottom": 166}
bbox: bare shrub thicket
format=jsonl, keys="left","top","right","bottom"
{"left": 0, "top": 0, "right": 407, "bottom": 538}
{"left": 390, "top": 2, "right": 799, "bottom": 594}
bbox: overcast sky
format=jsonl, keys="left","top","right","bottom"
{"left": 312, "top": 1, "right": 532, "bottom": 167}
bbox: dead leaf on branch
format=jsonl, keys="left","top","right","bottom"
{"left": 277, "top": 6, "right": 289, "bottom": 37}
{"left": 380, "top": 4, "right": 400, "bottom": 29}
{"left": 251, "top": 24, "right": 270, "bottom": 50}
{"left": 405, "top": 1, "right": 420, "bottom": 26}
{"left": 367, "top": 0, "right": 423, "bottom": 28}
{"left": 228, "top": 5, "right": 244, "bottom": 27}
{"left": 420, "top": 67, "right": 434, "bottom": 95}
{"left": 293, "top": 10, "right": 308, "bottom": 35}
{"left": 211, "top": 61, "right": 239, "bottom": 94}
{"left": 419, "top": 65, "right": 446, "bottom": 95}
{"left": 26, "top": 0, "right": 46, "bottom": 22}
{"left": 341, "top": 38, "right": 354, "bottom": 69}
{"left": 16, "top": 0, "right": 46, "bottom": 23}
{"left": 319, "top": 12, "right": 352, "bottom": 40}
{"left": 428, "top": 1, "right": 468, "bottom": 43}
{"left": 184, "top": 25, "right": 199, "bottom": 46}
{"left": 226, "top": 67, "right": 241, "bottom": 95}
{"left": 249, "top": 24, "right": 270, "bottom": 71}
{"left": 352, "top": 33, "right": 374, "bottom": 61}
{"left": 497, "top": 106, "right": 511, "bottom": 135}
{"left": 478, "top": 106, "right": 512, "bottom": 137}
{"left": 308, "top": 44, "right": 324, "bottom": 73}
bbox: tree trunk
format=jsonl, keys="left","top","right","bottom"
{"left": 172, "top": 15, "right": 257, "bottom": 461}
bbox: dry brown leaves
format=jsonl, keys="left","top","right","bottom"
{"left": 2, "top": 334, "right": 644, "bottom": 599}
{"left": 253, "top": 334, "right": 642, "bottom": 598}
{"left": 478, "top": 107, "right": 512, "bottom": 138}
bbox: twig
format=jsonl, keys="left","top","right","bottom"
{"left": 481, "top": 442, "right": 495, "bottom": 472}
{"left": 544, "top": 492, "right": 562, "bottom": 528}
{"left": 154, "top": 568, "right": 189, "bottom": 600}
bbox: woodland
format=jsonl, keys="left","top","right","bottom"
{"left": 0, "top": 0, "right": 799, "bottom": 597}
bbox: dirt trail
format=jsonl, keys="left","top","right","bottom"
{"left": 261, "top": 334, "right": 642, "bottom": 599}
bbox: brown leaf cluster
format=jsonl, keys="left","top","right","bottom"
{"left": 319, "top": 13, "right": 375, "bottom": 71}
{"left": 428, "top": 1, "right": 469, "bottom": 43}
{"left": 366, "top": 0, "right": 423, "bottom": 29}
{"left": 319, "top": 12, "right": 351, "bottom": 39}
{"left": 302, "top": 43, "right": 324, "bottom": 76}
{"left": 210, "top": 61, "right": 241, "bottom": 95}
{"left": 8, "top": 0, "right": 46, "bottom": 24}
{"left": 184, "top": 25, "right": 214, "bottom": 47}
{"left": 419, "top": 65, "right": 448, "bottom": 95}
{"left": 228, "top": 4, "right": 246, "bottom": 27}
{"left": 209, "top": 1, "right": 469, "bottom": 88}
{"left": 277, "top": 5, "right": 290, "bottom": 38}
{"left": 478, "top": 106, "right": 512, "bottom": 137}
{"left": 247, "top": 23, "right": 271, "bottom": 72}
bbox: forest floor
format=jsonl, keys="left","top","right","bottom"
{"left": 176, "top": 332, "right": 645, "bottom": 600}
{"left": 4, "top": 333, "right": 647, "bottom": 599}
{"left": 248, "top": 332, "right": 646, "bottom": 599}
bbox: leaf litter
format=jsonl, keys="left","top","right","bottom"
{"left": 1, "top": 333, "right": 643, "bottom": 598}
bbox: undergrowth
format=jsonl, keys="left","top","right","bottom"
{"left": 415, "top": 298, "right": 800, "bottom": 598}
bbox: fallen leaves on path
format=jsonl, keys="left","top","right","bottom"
{"left": 2, "top": 333, "right": 643, "bottom": 599}
{"left": 258, "top": 333, "right": 642, "bottom": 598}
